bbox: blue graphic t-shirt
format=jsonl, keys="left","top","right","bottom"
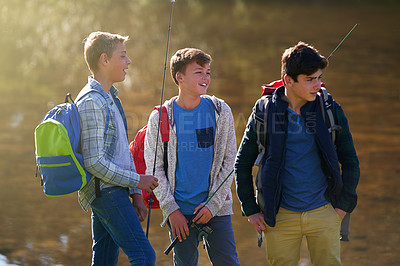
{"left": 173, "top": 98, "right": 216, "bottom": 215}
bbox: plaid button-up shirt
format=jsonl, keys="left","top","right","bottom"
{"left": 76, "top": 76, "right": 140, "bottom": 212}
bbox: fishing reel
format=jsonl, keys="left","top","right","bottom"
{"left": 194, "top": 224, "right": 213, "bottom": 249}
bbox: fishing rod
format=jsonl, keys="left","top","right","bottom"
{"left": 327, "top": 23, "right": 358, "bottom": 60}
{"left": 164, "top": 169, "right": 235, "bottom": 255}
{"left": 146, "top": 0, "right": 176, "bottom": 238}
{"left": 326, "top": 23, "right": 358, "bottom": 243}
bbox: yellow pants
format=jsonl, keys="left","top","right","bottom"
{"left": 265, "top": 204, "right": 342, "bottom": 266}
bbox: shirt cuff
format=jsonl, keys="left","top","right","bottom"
{"left": 129, "top": 188, "right": 142, "bottom": 196}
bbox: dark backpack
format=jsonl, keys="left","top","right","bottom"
{"left": 253, "top": 81, "right": 337, "bottom": 191}
{"left": 253, "top": 80, "right": 350, "bottom": 241}
{"left": 255, "top": 80, "right": 338, "bottom": 153}
{"left": 34, "top": 89, "right": 109, "bottom": 197}
{"left": 129, "top": 106, "right": 169, "bottom": 209}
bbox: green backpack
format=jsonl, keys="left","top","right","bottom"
{"left": 35, "top": 89, "right": 109, "bottom": 197}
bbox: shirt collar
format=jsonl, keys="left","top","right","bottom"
{"left": 88, "top": 76, "right": 119, "bottom": 98}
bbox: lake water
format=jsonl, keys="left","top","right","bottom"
{"left": 0, "top": 0, "right": 399, "bottom": 265}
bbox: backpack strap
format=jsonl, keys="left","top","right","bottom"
{"left": 318, "top": 87, "right": 341, "bottom": 147}
{"left": 252, "top": 95, "right": 272, "bottom": 212}
{"left": 154, "top": 106, "right": 169, "bottom": 177}
{"left": 73, "top": 89, "right": 111, "bottom": 198}
{"left": 253, "top": 95, "right": 271, "bottom": 167}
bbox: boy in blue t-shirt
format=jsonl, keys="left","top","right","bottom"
{"left": 144, "top": 48, "right": 240, "bottom": 265}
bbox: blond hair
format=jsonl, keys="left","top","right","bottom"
{"left": 83, "top": 31, "right": 129, "bottom": 73}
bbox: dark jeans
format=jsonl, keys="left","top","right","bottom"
{"left": 91, "top": 186, "right": 156, "bottom": 266}
{"left": 169, "top": 215, "right": 240, "bottom": 266}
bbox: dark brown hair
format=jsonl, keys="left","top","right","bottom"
{"left": 281, "top": 41, "right": 328, "bottom": 82}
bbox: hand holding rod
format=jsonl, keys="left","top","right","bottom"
{"left": 164, "top": 210, "right": 199, "bottom": 255}
{"left": 164, "top": 169, "right": 234, "bottom": 255}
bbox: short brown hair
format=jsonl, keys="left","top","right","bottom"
{"left": 83, "top": 31, "right": 129, "bottom": 73}
{"left": 170, "top": 48, "right": 212, "bottom": 85}
{"left": 281, "top": 41, "right": 328, "bottom": 82}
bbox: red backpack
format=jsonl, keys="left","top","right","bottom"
{"left": 261, "top": 79, "right": 326, "bottom": 96}
{"left": 129, "top": 106, "right": 169, "bottom": 209}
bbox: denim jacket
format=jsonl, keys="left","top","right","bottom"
{"left": 76, "top": 76, "right": 140, "bottom": 212}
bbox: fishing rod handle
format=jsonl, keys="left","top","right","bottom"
{"left": 164, "top": 170, "right": 233, "bottom": 255}
{"left": 164, "top": 237, "right": 178, "bottom": 255}
{"left": 164, "top": 218, "right": 196, "bottom": 255}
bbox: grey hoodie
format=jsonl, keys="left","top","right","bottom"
{"left": 144, "top": 95, "right": 237, "bottom": 226}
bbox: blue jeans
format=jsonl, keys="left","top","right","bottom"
{"left": 169, "top": 215, "right": 240, "bottom": 266}
{"left": 90, "top": 186, "right": 156, "bottom": 266}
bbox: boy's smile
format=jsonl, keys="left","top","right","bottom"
{"left": 107, "top": 42, "right": 132, "bottom": 83}
{"left": 178, "top": 62, "right": 211, "bottom": 98}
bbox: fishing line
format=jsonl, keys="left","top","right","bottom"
{"left": 146, "top": 0, "right": 176, "bottom": 238}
